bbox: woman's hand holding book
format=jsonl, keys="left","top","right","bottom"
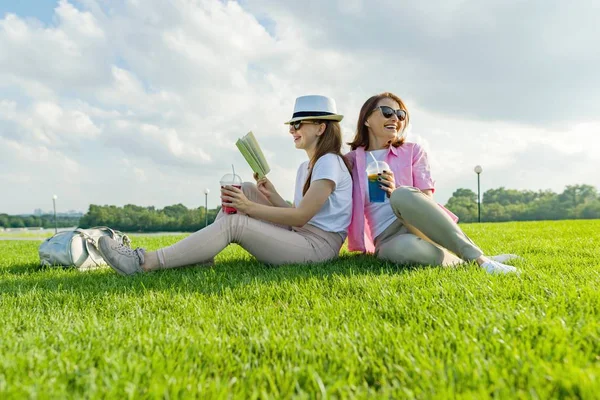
{"left": 254, "top": 172, "right": 290, "bottom": 208}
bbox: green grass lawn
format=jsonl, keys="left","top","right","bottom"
{"left": 1, "top": 220, "right": 599, "bottom": 399}
{"left": 0, "top": 230, "right": 54, "bottom": 239}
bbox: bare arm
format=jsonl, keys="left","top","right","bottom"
{"left": 266, "top": 192, "right": 291, "bottom": 208}
{"left": 222, "top": 179, "right": 335, "bottom": 227}
{"left": 254, "top": 173, "right": 291, "bottom": 208}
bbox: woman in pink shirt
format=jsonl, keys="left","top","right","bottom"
{"left": 345, "top": 92, "right": 520, "bottom": 274}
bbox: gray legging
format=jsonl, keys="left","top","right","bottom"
{"left": 154, "top": 183, "right": 344, "bottom": 269}
{"left": 375, "top": 186, "right": 484, "bottom": 266}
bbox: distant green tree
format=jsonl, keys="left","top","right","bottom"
{"left": 10, "top": 219, "right": 25, "bottom": 228}
{"left": 445, "top": 188, "right": 478, "bottom": 222}
{"left": 0, "top": 214, "right": 78, "bottom": 229}
{"left": 574, "top": 200, "right": 600, "bottom": 219}
{"left": 0, "top": 214, "right": 9, "bottom": 228}
{"left": 78, "top": 203, "right": 221, "bottom": 232}
{"left": 444, "top": 185, "right": 600, "bottom": 223}
{"left": 163, "top": 204, "right": 189, "bottom": 218}
{"left": 483, "top": 187, "right": 540, "bottom": 205}
{"left": 558, "top": 185, "right": 599, "bottom": 217}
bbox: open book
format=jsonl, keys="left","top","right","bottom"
{"left": 235, "top": 131, "right": 270, "bottom": 179}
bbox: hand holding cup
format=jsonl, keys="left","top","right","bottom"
{"left": 378, "top": 169, "right": 396, "bottom": 197}
{"left": 220, "top": 173, "right": 242, "bottom": 214}
{"left": 366, "top": 160, "right": 390, "bottom": 202}
{"left": 221, "top": 185, "right": 251, "bottom": 214}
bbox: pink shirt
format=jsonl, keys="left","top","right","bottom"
{"left": 345, "top": 143, "right": 458, "bottom": 253}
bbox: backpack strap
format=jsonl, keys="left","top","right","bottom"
{"left": 83, "top": 237, "right": 106, "bottom": 268}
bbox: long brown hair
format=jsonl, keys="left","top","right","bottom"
{"left": 302, "top": 120, "right": 352, "bottom": 195}
{"left": 348, "top": 92, "right": 410, "bottom": 150}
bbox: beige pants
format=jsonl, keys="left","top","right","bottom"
{"left": 375, "top": 186, "right": 483, "bottom": 266}
{"left": 155, "top": 183, "right": 343, "bottom": 269}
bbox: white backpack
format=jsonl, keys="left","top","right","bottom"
{"left": 38, "top": 227, "right": 131, "bottom": 271}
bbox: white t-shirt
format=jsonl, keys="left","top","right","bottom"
{"left": 365, "top": 149, "right": 397, "bottom": 239}
{"left": 294, "top": 153, "right": 352, "bottom": 237}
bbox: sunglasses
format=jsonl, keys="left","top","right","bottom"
{"left": 372, "top": 105, "right": 407, "bottom": 121}
{"left": 291, "top": 120, "right": 325, "bottom": 130}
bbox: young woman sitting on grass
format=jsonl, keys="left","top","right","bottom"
{"left": 345, "top": 92, "right": 521, "bottom": 274}
{"left": 98, "top": 95, "right": 353, "bottom": 275}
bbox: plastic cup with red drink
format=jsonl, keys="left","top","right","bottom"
{"left": 220, "top": 173, "right": 243, "bottom": 214}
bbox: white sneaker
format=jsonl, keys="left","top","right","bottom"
{"left": 481, "top": 260, "right": 519, "bottom": 275}
{"left": 98, "top": 236, "right": 145, "bottom": 276}
{"left": 490, "top": 254, "right": 523, "bottom": 264}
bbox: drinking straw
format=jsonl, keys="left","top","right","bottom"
{"left": 232, "top": 164, "right": 236, "bottom": 178}
{"left": 368, "top": 151, "right": 380, "bottom": 172}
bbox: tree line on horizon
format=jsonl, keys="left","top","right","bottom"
{"left": 1, "top": 184, "right": 599, "bottom": 231}
{"left": 0, "top": 214, "right": 80, "bottom": 230}
{"left": 78, "top": 204, "right": 221, "bottom": 232}
{"left": 446, "top": 184, "right": 600, "bottom": 222}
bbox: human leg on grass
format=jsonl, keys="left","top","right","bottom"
{"left": 150, "top": 212, "right": 340, "bottom": 270}
{"left": 120, "top": 182, "right": 278, "bottom": 272}
{"left": 99, "top": 214, "right": 341, "bottom": 275}
{"left": 98, "top": 183, "right": 342, "bottom": 275}
{"left": 379, "top": 186, "right": 518, "bottom": 274}
{"left": 375, "top": 221, "right": 463, "bottom": 267}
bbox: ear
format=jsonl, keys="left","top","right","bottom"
{"left": 364, "top": 118, "right": 370, "bottom": 127}
{"left": 317, "top": 123, "right": 326, "bottom": 136}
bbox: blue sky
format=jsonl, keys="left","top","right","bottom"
{"left": 0, "top": 0, "right": 56, "bottom": 23}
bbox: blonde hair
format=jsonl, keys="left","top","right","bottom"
{"left": 302, "top": 121, "right": 352, "bottom": 195}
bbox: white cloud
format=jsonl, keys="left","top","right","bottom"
{"left": 0, "top": 0, "right": 599, "bottom": 216}
{"left": 0, "top": 100, "right": 101, "bottom": 147}
{"left": 0, "top": 137, "right": 81, "bottom": 186}
{"left": 0, "top": 1, "right": 110, "bottom": 90}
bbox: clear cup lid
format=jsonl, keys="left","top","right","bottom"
{"left": 220, "top": 173, "right": 242, "bottom": 185}
{"left": 366, "top": 160, "right": 390, "bottom": 174}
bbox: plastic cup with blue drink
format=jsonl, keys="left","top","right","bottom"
{"left": 366, "top": 159, "right": 390, "bottom": 203}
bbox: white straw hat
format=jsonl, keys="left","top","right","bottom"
{"left": 284, "top": 95, "right": 344, "bottom": 124}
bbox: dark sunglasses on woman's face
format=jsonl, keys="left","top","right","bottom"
{"left": 372, "top": 105, "right": 406, "bottom": 121}
{"left": 292, "top": 120, "right": 324, "bottom": 130}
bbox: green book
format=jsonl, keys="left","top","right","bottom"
{"left": 235, "top": 131, "right": 270, "bottom": 179}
